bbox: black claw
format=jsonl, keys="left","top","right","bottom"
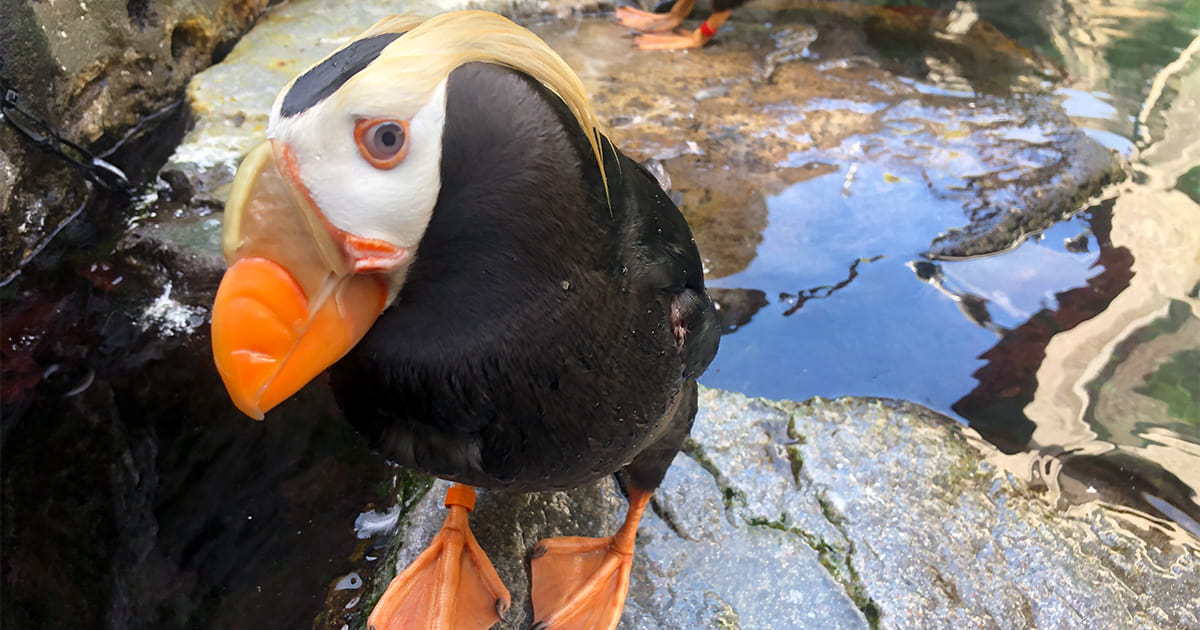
{"left": 529, "top": 543, "right": 548, "bottom": 559}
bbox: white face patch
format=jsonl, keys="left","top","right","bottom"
{"left": 267, "top": 78, "right": 448, "bottom": 253}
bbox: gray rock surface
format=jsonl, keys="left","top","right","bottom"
{"left": 342, "top": 389, "right": 1200, "bottom": 629}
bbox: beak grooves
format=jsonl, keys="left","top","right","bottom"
{"left": 211, "top": 256, "right": 386, "bottom": 420}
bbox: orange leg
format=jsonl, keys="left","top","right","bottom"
{"left": 529, "top": 486, "right": 653, "bottom": 630}
{"left": 615, "top": 0, "right": 696, "bottom": 33}
{"left": 368, "top": 484, "right": 511, "bottom": 630}
{"left": 634, "top": 9, "right": 731, "bottom": 50}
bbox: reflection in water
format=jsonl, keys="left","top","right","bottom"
{"left": 951, "top": 202, "right": 1134, "bottom": 453}
{"left": 708, "top": 288, "right": 770, "bottom": 334}
{"left": 781, "top": 255, "right": 883, "bottom": 316}
{"left": 909, "top": 259, "right": 1008, "bottom": 335}
{"left": 664, "top": 157, "right": 839, "bottom": 278}
{"left": 1013, "top": 44, "right": 1200, "bottom": 539}
{"left": 1056, "top": 451, "right": 1200, "bottom": 539}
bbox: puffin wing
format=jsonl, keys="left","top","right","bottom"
{"left": 610, "top": 146, "right": 720, "bottom": 380}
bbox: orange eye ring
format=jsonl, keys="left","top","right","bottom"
{"left": 354, "top": 118, "right": 410, "bottom": 169}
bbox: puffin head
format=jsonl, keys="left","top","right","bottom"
{"left": 211, "top": 11, "right": 605, "bottom": 419}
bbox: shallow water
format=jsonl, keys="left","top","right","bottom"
{"left": 532, "top": 0, "right": 1200, "bottom": 540}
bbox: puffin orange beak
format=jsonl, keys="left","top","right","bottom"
{"left": 211, "top": 142, "right": 389, "bottom": 420}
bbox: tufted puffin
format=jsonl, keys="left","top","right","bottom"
{"left": 209, "top": 11, "right": 719, "bottom": 630}
{"left": 615, "top": 0, "right": 747, "bottom": 49}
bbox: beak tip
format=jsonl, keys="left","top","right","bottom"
{"left": 229, "top": 395, "right": 267, "bottom": 421}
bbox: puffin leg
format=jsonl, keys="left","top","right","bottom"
{"left": 633, "top": 9, "right": 731, "bottom": 50}
{"left": 614, "top": 0, "right": 696, "bottom": 33}
{"left": 367, "top": 484, "right": 511, "bottom": 630}
{"left": 528, "top": 485, "right": 652, "bottom": 630}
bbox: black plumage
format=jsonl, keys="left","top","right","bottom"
{"left": 712, "top": 0, "right": 748, "bottom": 11}
{"left": 281, "top": 33, "right": 403, "bottom": 118}
{"left": 330, "top": 62, "right": 719, "bottom": 494}
{"left": 653, "top": 0, "right": 749, "bottom": 14}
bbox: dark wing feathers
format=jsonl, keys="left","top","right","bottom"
{"left": 610, "top": 145, "right": 720, "bottom": 379}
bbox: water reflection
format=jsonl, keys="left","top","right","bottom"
{"left": 699, "top": 163, "right": 1000, "bottom": 410}
{"left": 950, "top": 202, "right": 1132, "bottom": 453}
{"left": 708, "top": 288, "right": 770, "bottom": 333}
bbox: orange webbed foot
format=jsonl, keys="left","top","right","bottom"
{"left": 633, "top": 28, "right": 706, "bottom": 50}
{"left": 367, "top": 485, "right": 510, "bottom": 630}
{"left": 529, "top": 487, "right": 652, "bottom": 630}
{"left": 614, "top": 5, "right": 683, "bottom": 33}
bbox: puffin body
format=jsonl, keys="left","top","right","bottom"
{"left": 209, "top": 11, "right": 717, "bottom": 630}
{"left": 332, "top": 61, "right": 719, "bottom": 493}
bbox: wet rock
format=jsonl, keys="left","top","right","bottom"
{"left": 772, "top": 392, "right": 1198, "bottom": 630}
{"left": 918, "top": 102, "right": 1119, "bottom": 258}
{"left": 1, "top": 258, "right": 401, "bottom": 629}
{"left": 116, "top": 205, "right": 227, "bottom": 305}
{"left": 350, "top": 428, "right": 866, "bottom": 630}
{"left": 0, "top": 126, "right": 92, "bottom": 284}
{"left": 0, "top": 0, "right": 271, "bottom": 281}
{"left": 349, "top": 388, "right": 1200, "bottom": 629}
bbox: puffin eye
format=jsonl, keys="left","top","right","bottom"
{"left": 354, "top": 118, "right": 409, "bottom": 169}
